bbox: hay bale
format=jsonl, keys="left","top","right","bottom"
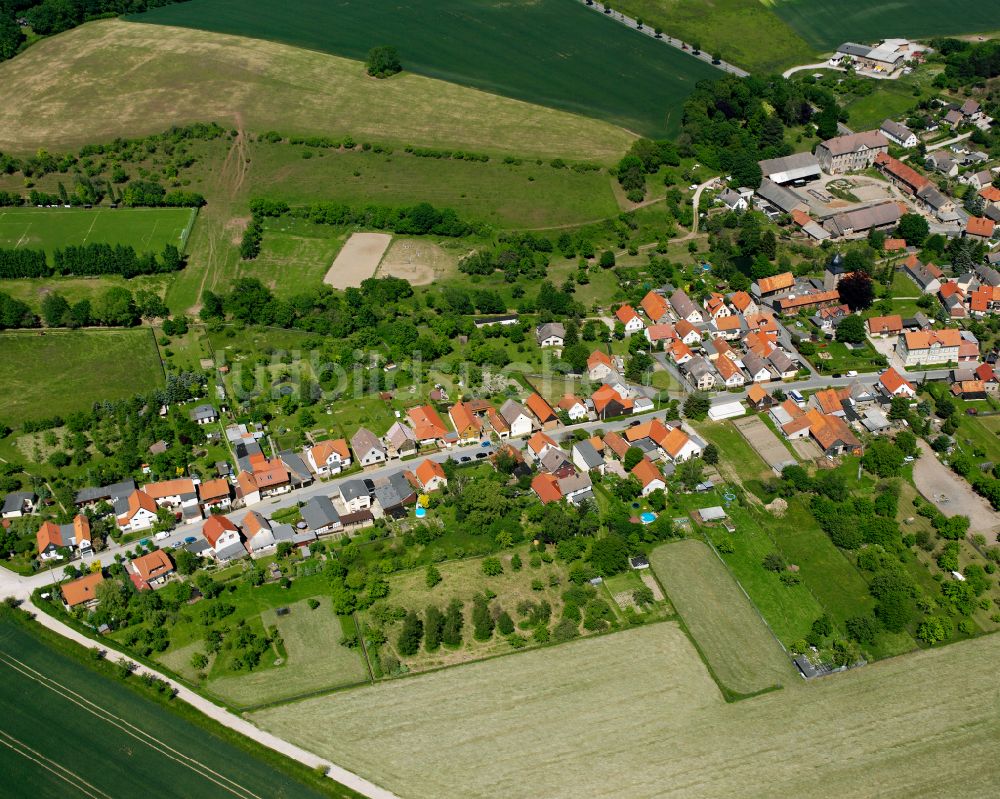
{"left": 765, "top": 497, "right": 788, "bottom": 517}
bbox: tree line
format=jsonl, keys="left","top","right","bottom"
{"left": 0, "top": 242, "right": 183, "bottom": 279}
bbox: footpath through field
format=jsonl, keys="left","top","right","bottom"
{"left": 21, "top": 599, "right": 402, "bottom": 799}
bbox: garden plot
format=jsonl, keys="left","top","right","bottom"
{"left": 732, "top": 416, "right": 796, "bottom": 473}
{"left": 323, "top": 232, "right": 392, "bottom": 289}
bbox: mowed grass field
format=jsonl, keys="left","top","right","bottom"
{"left": 253, "top": 622, "right": 1000, "bottom": 799}
{"left": 610, "top": 0, "right": 814, "bottom": 73}
{"left": 0, "top": 329, "right": 164, "bottom": 426}
{"left": 649, "top": 540, "right": 796, "bottom": 695}
{"left": 0, "top": 616, "right": 355, "bottom": 799}
{"left": 205, "top": 597, "right": 369, "bottom": 709}
{"left": 0, "top": 207, "right": 196, "bottom": 258}
{"left": 769, "top": 0, "right": 1000, "bottom": 52}
{"left": 133, "top": 0, "right": 721, "bottom": 137}
{"left": 0, "top": 20, "right": 633, "bottom": 161}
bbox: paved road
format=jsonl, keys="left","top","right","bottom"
{"left": 19, "top": 598, "right": 402, "bottom": 799}
{"left": 691, "top": 177, "right": 719, "bottom": 235}
{"left": 932, "top": 131, "right": 973, "bottom": 150}
{"left": 574, "top": 0, "right": 749, "bottom": 77}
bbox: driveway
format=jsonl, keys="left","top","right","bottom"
{"left": 912, "top": 439, "right": 1000, "bottom": 534}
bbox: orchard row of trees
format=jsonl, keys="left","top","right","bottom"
{"left": 0, "top": 242, "right": 183, "bottom": 279}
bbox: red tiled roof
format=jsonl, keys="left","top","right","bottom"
{"left": 867, "top": 314, "right": 902, "bottom": 335}
{"left": 640, "top": 291, "right": 668, "bottom": 321}
{"left": 199, "top": 478, "right": 230, "bottom": 502}
{"left": 525, "top": 393, "right": 557, "bottom": 423}
{"left": 730, "top": 291, "right": 753, "bottom": 312}
{"left": 527, "top": 431, "right": 557, "bottom": 456}
{"left": 757, "top": 272, "right": 794, "bottom": 294}
{"left": 967, "top": 217, "right": 996, "bottom": 238}
{"left": 130, "top": 549, "right": 173, "bottom": 583}
{"left": 408, "top": 405, "right": 449, "bottom": 440}
{"left": 415, "top": 459, "right": 446, "bottom": 488}
{"left": 531, "top": 473, "right": 562, "bottom": 504}
{"left": 879, "top": 367, "right": 915, "bottom": 395}
{"left": 615, "top": 304, "right": 640, "bottom": 325}
{"left": 631, "top": 457, "right": 663, "bottom": 488}
{"left": 61, "top": 572, "right": 104, "bottom": 607}
{"left": 203, "top": 515, "right": 238, "bottom": 548}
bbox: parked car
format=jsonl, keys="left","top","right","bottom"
{"left": 139, "top": 538, "right": 151, "bottom": 548}
{"left": 846, "top": 370, "right": 858, "bottom": 377}
{"left": 153, "top": 531, "right": 170, "bottom": 541}
{"left": 480, "top": 440, "right": 492, "bottom": 448}
{"left": 475, "top": 452, "right": 488, "bottom": 459}
{"left": 460, "top": 456, "right": 472, "bottom": 463}
{"left": 184, "top": 536, "right": 197, "bottom": 544}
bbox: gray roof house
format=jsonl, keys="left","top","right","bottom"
{"left": 823, "top": 202, "right": 902, "bottom": 238}
{"left": 75, "top": 479, "right": 136, "bottom": 508}
{"left": 373, "top": 472, "right": 416, "bottom": 517}
{"left": 879, "top": 119, "right": 917, "bottom": 148}
{"left": 271, "top": 523, "right": 296, "bottom": 544}
{"left": 301, "top": 496, "right": 342, "bottom": 535}
{"left": 385, "top": 421, "right": 418, "bottom": 456}
{"left": 572, "top": 440, "right": 604, "bottom": 473}
{"left": 189, "top": 404, "right": 218, "bottom": 424}
{"left": 768, "top": 349, "right": 797, "bottom": 377}
{"left": 351, "top": 427, "right": 387, "bottom": 466}
{"left": 340, "top": 479, "right": 370, "bottom": 504}
{"left": 540, "top": 447, "right": 573, "bottom": 475}
{"left": 278, "top": 450, "right": 313, "bottom": 488}
{"left": 742, "top": 351, "right": 772, "bottom": 382}
{"left": 2, "top": 491, "right": 36, "bottom": 518}
{"left": 214, "top": 538, "right": 249, "bottom": 562}
{"left": 670, "top": 289, "right": 704, "bottom": 324}
{"left": 535, "top": 322, "right": 566, "bottom": 347}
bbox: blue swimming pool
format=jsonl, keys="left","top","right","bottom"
{"left": 415, "top": 507, "right": 426, "bottom": 518}
{"left": 640, "top": 512, "right": 656, "bottom": 524}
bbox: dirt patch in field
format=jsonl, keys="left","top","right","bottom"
{"left": 377, "top": 238, "right": 460, "bottom": 285}
{"left": 323, "top": 232, "right": 392, "bottom": 290}
{"left": 226, "top": 216, "right": 249, "bottom": 245}
{"left": 912, "top": 439, "right": 1000, "bottom": 534}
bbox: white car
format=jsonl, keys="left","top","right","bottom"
{"left": 154, "top": 530, "right": 170, "bottom": 541}
{"left": 846, "top": 370, "right": 858, "bottom": 377}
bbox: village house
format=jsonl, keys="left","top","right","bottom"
{"left": 557, "top": 394, "right": 588, "bottom": 422}
{"left": 640, "top": 290, "right": 670, "bottom": 324}
{"left": 526, "top": 431, "right": 559, "bottom": 463}
{"left": 683, "top": 356, "right": 716, "bottom": 391}
{"left": 202, "top": 515, "right": 247, "bottom": 562}
{"left": 674, "top": 319, "right": 702, "bottom": 346}
{"left": 879, "top": 119, "right": 918, "bottom": 148}
{"left": 116, "top": 489, "right": 159, "bottom": 533}
{"left": 661, "top": 425, "right": 704, "bottom": 463}
{"left": 746, "top": 384, "right": 775, "bottom": 412}
{"left": 339, "top": 480, "right": 372, "bottom": 513}
{"left": 2, "top": 491, "right": 36, "bottom": 519}
{"left": 61, "top": 571, "right": 104, "bottom": 610}
{"left": 710, "top": 315, "right": 744, "bottom": 340}
{"left": 408, "top": 405, "right": 450, "bottom": 446}
{"left": 351, "top": 427, "right": 388, "bottom": 467}
{"left": 591, "top": 384, "right": 633, "bottom": 419}
{"left": 572, "top": 440, "right": 605, "bottom": 475}
{"left": 301, "top": 496, "right": 343, "bottom": 536}
{"left": 449, "top": 401, "right": 484, "bottom": 444}
{"left": 127, "top": 549, "right": 174, "bottom": 590}
{"left": 615, "top": 304, "right": 645, "bottom": 335}
{"left": 670, "top": 290, "right": 705, "bottom": 324}
{"left": 198, "top": 478, "right": 232, "bottom": 514}
{"left": 189, "top": 404, "right": 218, "bottom": 425}
{"left": 535, "top": 322, "right": 566, "bottom": 348}
{"left": 728, "top": 290, "right": 758, "bottom": 317}
{"left": 897, "top": 329, "right": 962, "bottom": 367}
{"left": 557, "top": 472, "right": 594, "bottom": 506}
{"left": 903, "top": 254, "right": 943, "bottom": 294}
{"left": 703, "top": 292, "right": 731, "bottom": 323}
{"left": 243, "top": 511, "right": 276, "bottom": 553}
{"left": 36, "top": 515, "right": 92, "bottom": 561}
{"left": 718, "top": 188, "right": 748, "bottom": 211}
{"left": 531, "top": 473, "right": 562, "bottom": 505}
{"left": 965, "top": 217, "right": 996, "bottom": 241}
{"left": 384, "top": 421, "right": 418, "bottom": 458}
{"left": 143, "top": 478, "right": 200, "bottom": 521}
{"left": 587, "top": 350, "right": 622, "bottom": 382}
{"left": 878, "top": 367, "right": 917, "bottom": 400}
{"left": 669, "top": 340, "right": 695, "bottom": 366}
{"left": 74, "top": 479, "right": 136, "bottom": 509}
{"left": 815, "top": 130, "right": 889, "bottom": 174}
{"left": 741, "top": 351, "right": 773, "bottom": 383}
{"left": 306, "top": 439, "right": 352, "bottom": 476}
{"left": 776, "top": 289, "right": 841, "bottom": 316}
{"left": 496, "top": 399, "right": 534, "bottom": 438}
{"left": 631, "top": 458, "right": 666, "bottom": 497}
{"left": 926, "top": 150, "right": 958, "bottom": 177}
{"left": 714, "top": 354, "right": 745, "bottom": 388}
{"left": 868, "top": 315, "right": 903, "bottom": 338}
{"left": 525, "top": 393, "right": 559, "bottom": 431}
{"left": 813, "top": 304, "right": 851, "bottom": 334}
{"left": 415, "top": 459, "right": 447, "bottom": 492}
{"left": 236, "top": 454, "right": 291, "bottom": 505}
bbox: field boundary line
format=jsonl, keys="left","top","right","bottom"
{"left": 0, "top": 651, "right": 264, "bottom": 799}
{"left": 81, "top": 209, "right": 101, "bottom": 245}
{"left": 0, "top": 730, "right": 111, "bottom": 799}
